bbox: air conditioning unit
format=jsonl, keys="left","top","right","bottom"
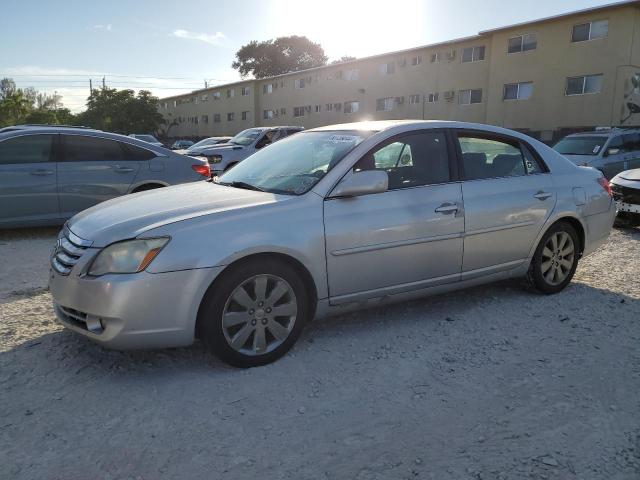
{"left": 395, "top": 96, "right": 405, "bottom": 105}
{"left": 446, "top": 50, "right": 456, "bottom": 61}
{"left": 443, "top": 90, "right": 455, "bottom": 102}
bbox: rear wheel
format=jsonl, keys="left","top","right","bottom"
{"left": 199, "top": 259, "right": 309, "bottom": 367}
{"left": 527, "top": 222, "right": 579, "bottom": 294}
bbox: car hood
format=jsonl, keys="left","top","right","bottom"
{"left": 561, "top": 154, "right": 598, "bottom": 165}
{"left": 618, "top": 168, "right": 640, "bottom": 181}
{"left": 198, "top": 144, "right": 245, "bottom": 155}
{"left": 67, "top": 182, "right": 280, "bottom": 247}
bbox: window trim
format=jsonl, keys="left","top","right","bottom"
{"left": 452, "top": 129, "right": 549, "bottom": 182}
{"left": 458, "top": 89, "right": 483, "bottom": 105}
{"left": 571, "top": 19, "right": 609, "bottom": 43}
{"left": 461, "top": 45, "right": 486, "bottom": 63}
{"left": 503, "top": 81, "right": 533, "bottom": 101}
{"left": 507, "top": 33, "right": 537, "bottom": 54}
{"left": 565, "top": 74, "right": 603, "bottom": 96}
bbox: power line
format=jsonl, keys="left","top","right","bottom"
{"left": 1, "top": 73, "right": 232, "bottom": 81}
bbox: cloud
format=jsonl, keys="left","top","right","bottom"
{"left": 172, "top": 29, "right": 226, "bottom": 45}
{"left": 90, "top": 24, "right": 112, "bottom": 31}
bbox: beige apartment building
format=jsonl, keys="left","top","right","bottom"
{"left": 158, "top": 0, "right": 640, "bottom": 143}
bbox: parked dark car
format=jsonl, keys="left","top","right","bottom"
{"left": 0, "top": 125, "right": 210, "bottom": 228}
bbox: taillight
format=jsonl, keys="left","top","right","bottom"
{"left": 597, "top": 177, "right": 612, "bottom": 198}
{"left": 192, "top": 164, "right": 211, "bottom": 177}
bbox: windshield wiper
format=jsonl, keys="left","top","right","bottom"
{"left": 218, "top": 181, "right": 266, "bottom": 192}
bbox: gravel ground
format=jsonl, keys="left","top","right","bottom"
{"left": 1, "top": 226, "right": 639, "bottom": 480}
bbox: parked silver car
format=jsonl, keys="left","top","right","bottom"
{"left": 0, "top": 126, "right": 210, "bottom": 228}
{"left": 553, "top": 128, "right": 640, "bottom": 179}
{"left": 184, "top": 136, "right": 232, "bottom": 156}
{"left": 49, "top": 120, "right": 615, "bottom": 367}
{"left": 199, "top": 126, "right": 303, "bottom": 176}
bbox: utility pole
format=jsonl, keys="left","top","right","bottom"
{"left": 89, "top": 79, "right": 93, "bottom": 94}
{"left": 102, "top": 76, "right": 106, "bottom": 89}
{"left": 204, "top": 79, "right": 208, "bottom": 88}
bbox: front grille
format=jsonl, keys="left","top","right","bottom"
{"left": 51, "top": 225, "right": 93, "bottom": 275}
{"left": 611, "top": 183, "right": 640, "bottom": 204}
{"left": 56, "top": 304, "right": 103, "bottom": 333}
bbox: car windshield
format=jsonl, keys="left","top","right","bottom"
{"left": 218, "top": 130, "right": 373, "bottom": 195}
{"left": 191, "top": 138, "right": 221, "bottom": 149}
{"left": 553, "top": 136, "right": 606, "bottom": 155}
{"left": 138, "top": 135, "right": 159, "bottom": 143}
{"left": 229, "top": 128, "right": 263, "bottom": 146}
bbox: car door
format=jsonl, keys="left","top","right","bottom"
{"left": 622, "top": 133, "right": 640, "bottom": 171}
{"left": 601, "top": 135, "right": 627, "bottom": 179}
{"left": 57, "top": 134, "right": 141, "bottom": 218}
{"left": 455, "top": 130, "right": 555, "bottom": 277}
{"left": 0, "top": 133, "right": 60, "bottom": 225}
{"left": 324, "top": 129, "right": 464, "bottom": 303}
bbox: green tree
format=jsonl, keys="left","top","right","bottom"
{"left": 0, "top": 90, "right": 31, "bottom": 126}
{"left": 331, "top": 56, "right": 356, "bottom": 64}
{"left": 76, "top": 88, "right": 164, "bottom": 134}
{"left": 232, "top": 35, "right": 327, "bottom": 79}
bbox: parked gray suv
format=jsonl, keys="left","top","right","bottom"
{"left": 200, "top": 126, "right": 303, "bottom": 176}
{"left": 0, "top": 125, "right": 210, "bottom": 228}
{"left": 553, "top": 128, "right": 640, "bottom": 179}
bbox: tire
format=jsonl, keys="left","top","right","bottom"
{"left": 199, "top": 259, "right": 309, "bottom": 368}
{"left": 527, "top": 221, "right": 580, "bottom": 294}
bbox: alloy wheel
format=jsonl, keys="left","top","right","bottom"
{"left": 540, "top": 231, "right": 575, "bottom": 286}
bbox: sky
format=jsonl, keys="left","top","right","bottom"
{"left": 0, "top": 0, "right": 622, "bottom": 112}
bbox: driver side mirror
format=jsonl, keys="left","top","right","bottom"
{"left": 329, "top": 170, "right": 388, "bottom": 198}
{"left": 604, "top": 148, "right": 620, "bottom": 157}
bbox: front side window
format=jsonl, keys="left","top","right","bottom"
{"left": 64, "top": 135, "right": 126, "bottom": 162}
{"left": 353, "top": 131, "right": 450, "bottom": 189}
{"left": 566, "top": 74, "right": 603, "bottom": 95}
{"left": 458, "top": 135, "right": 527, "bottom": 180}
{"left": 459, "top": 89, "right": 483, "bottom": 105}
{"left": 0, "top": 134, "right": 54, "bottom": 165}
{"left": 462, "top": 46, "right": 485, "bottom": 63}
{"left": 508, "top": 33, "right": 537, "bottom": 53}
{"left": 344, "top": 101, "right": 359, "bottom": 114}
{"left": 622, "top": 133, "right": 640, "bottom": 152}
{"left": 219, "top": 131, "right": 372, "bottom": 195}
{"left": 503, "top": 82, "right": 533, "bottom": 100}
{"left": 572, "top": 20, "right": 608, "bottom": 42}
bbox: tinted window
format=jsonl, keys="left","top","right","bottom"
{"left": 63, "top": 135, "right": 126, "bottom": 162}
{"left": 120, "top": 142, "right": 156, "bottom": 161}
{"left": 354, "top": 131, "right": 450, "bottom": 189}
{"left": 553, "top": 136, "right": 606, "bottom": 155}
{"left": 0, "top": 134, "right": 54, "bottom": 165}
{"left": 621, "top": 133, "right": 640, "bottom": 153}
{"left": 522, "top": 145, "right": 545, "bottom": 174}
{"left": 459, "top": 135, "right": 526, "bottom": 180}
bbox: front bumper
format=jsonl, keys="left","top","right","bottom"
{"left": 49, "top": 264, "right": 223, "bottom": 350}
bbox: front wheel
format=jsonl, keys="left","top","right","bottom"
{"left": 199, "top": 259, "right": 309, "bottom": 367}
{"left": 527, "top": 222, "right": 579, "bottom": 294}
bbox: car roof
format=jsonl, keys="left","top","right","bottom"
{"left": 0, "top": 124, "right": 99, "bottom": 134}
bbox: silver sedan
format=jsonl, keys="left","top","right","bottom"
{"left": 49, "top": 120, "right": 615, "bottom": 367}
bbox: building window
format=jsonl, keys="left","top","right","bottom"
{"left": 241, "top": 86, "right": 250, "bottom": 96}
{"left": 294, "top": 78, "right": 306, "bottom": 89}
{"left": 461, "top": 46, "right": 485, "bottom": 63}
{"left": 227, "top": 88, "right": 235, "bottom": 98}
{"left": 201, "top": 115, "right": 209, "bottom": 124}
{"left": 263, "top": 83, "right": 273, "bottom": 94}
{"left": 241, "top": 111, "right": 249, "bottom": 120}
{"left": 280, "top": 107, "right": 286, "bottom": 115}
{"left": 376, "top": 97, "right": 395, "bottom": 111}
{"left": 345, "top": 69, "right": 359, "bottom": 81}
{"left": 508, "top": 34, "right": 537, "bottom": 53}
{"left": 293, "top": 106, "right": 305, "bottom": 117}
{"left": 426, "top": 93, "right": 439, "bottom": 103}
{"left": 379, "top": 62, "right": 395, "bottom": 75}
{"left": 227, "top": 112, "right": 235, "bottom": 121}
{"left": 503, "top": 82, "right": 533, "bottom": 100}
{"left": 326, "top": 103, "right": 334, "bottom": 112}
{"left": 411, "top": 55, "right": 422, "bottom": 66}
{"left": 263, "top": 110, "right": 274, "bottom": 119}
{"left": 344, "top": 101, "right": 360, "bottom": 114}
{"left": 213, "top": 113, "right": 221, "bottom": 123}
{"left": 409, "top": 94, "right": 421, "bottom": 104}
{"left": 202, "top": 94, "right": 208, "bottom": 102}
{"left": 459, "top": 89, "right": 483, "bottom": 104}
{"left": 572, "top": 20, "right": 608, "bottom": 42}
{"left": 194, "top": 116, "right": 199, "bottom": 124}
{"left": 213, "top": 92, "right": 221, "bottom": 100}
{"left": 566, "top": 74, "right": 603, "bottom": 95}
{"left": 315, "top": 105, "right": 321, "bottom": 113}
{"left": 430, "top": 52, "right": 440, "bottom": 63}
{"left": 194, "top": 96, "right": 198, "bottom": 104}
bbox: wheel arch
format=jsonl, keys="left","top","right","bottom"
{"left": 195, "top": 251, "right": 318, "bottom": 338}
{"left": 130, "top": 181, "right": 169, "bottom": 193}
{"left": 532, "top": 215, "right": 586, "bottom": 259}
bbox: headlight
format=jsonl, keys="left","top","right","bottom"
{"left": 207, "top": 154, "right": 222, "bottom": 164}
{"left": 88, "top": 238, "right": 169, "bottom": 276}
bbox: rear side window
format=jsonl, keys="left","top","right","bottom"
{"left": 354, "top": 131, "right": 450, "bottom": 189}
{"left": 120, "top": 142, "right": 156, "bottom": 161}
{"left": 63, "top": 135, "right": 126, "bottom": 162}
{"left": 458, "top": 135, "right": 527, "bottom": 180}
{"left": 0, "top": 134, "right": 54, "bottom": 165}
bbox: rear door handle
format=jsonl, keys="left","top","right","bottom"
{"left": 533, "top": 191, "right": 552, "bottom": 200}
{"left": 113, "top": 165, "right": 135, "bottom": 173}
{"left": 30, "top": 169, "right": 54, "bottom": 176}
{"left": 434, "top": 203, "right": 458, "bottom": 214}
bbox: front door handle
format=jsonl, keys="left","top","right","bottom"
{"left": 113, "top": 165, "right": 135, "bottom": 173}
{"left": 30, "top": 169, "right": 54, "bottom": 176}
{"left": 533, "top": 191, "right": 552, "bottom": 200}
{"left": 434, "top": 203, "right": 458, "bottom": 214}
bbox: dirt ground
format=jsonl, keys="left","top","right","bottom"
{"left": 1, "top": 226, "right": 639, "bottom": 480}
